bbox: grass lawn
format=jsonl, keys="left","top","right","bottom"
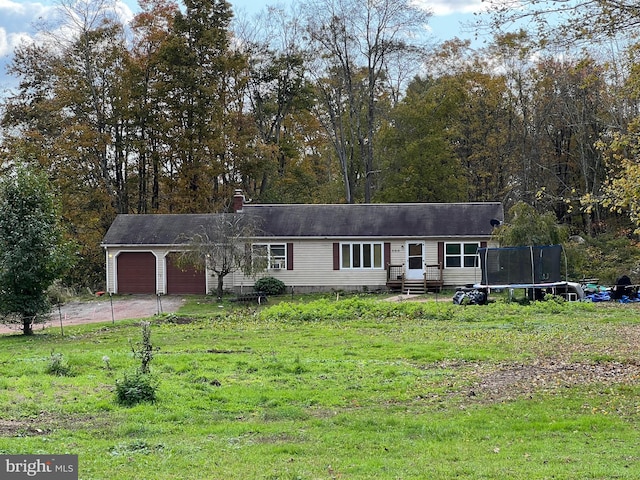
{"left": 0, "top": 295, "right": 639, "bottom": 479}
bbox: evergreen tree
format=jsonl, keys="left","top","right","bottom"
{"left": 0, "top": 165, "right": 75, "bottom": 335}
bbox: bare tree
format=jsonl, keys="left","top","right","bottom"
{"left": 481, "top": 0, "right": 640, "bottom": 48}
{"left": 175, "top": 214, "right": 264, "bottom": 298}
{"left": 303, "top": 0, "right": 431, "bottom": 203}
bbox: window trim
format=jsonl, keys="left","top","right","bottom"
{"left": 339, "top": 242, "right": 384, "bottom": 270}
{"left": 444, "top": 242, "right": 480, "bottom": 269}
{"left": 253, "top": 243, "right": 287, "bottom": 270}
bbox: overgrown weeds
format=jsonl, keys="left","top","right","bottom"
{"left": 115, "top": 371, "right": 158, "bottom": 406}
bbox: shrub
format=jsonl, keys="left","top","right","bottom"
{"left": 115, "top": 371, "right": 158, "bottom": 406}
{"left": 254, "top": 276, "right": 286, "bottom": 296}
{"left": 131, "top": 321, "right": 154, "bottom": 374}
{"left": 565, "top": 233, "right": 640, "bottom": 284}
{"left": 259, "top": 297, "right": 456, "bottom": 323}
{"left": 45, "top": 352, "right": 74, "bottom": 377}
{"left": 46, "top": 280, "right": 75, "bottom": 306}
{"left": 116, "top": 321, "right": 158, "bottom": 406}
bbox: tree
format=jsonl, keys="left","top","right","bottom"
{"left": 482, "top": 0, "right": 640, "bottom": 47}
{"left": 157, "top": 0, "right": 246, "bottom": 213}
{"left": 374, "top": 75, "right": 468, "bottom": 202}
{"left": 235, "top": 6, "right": 310, "bottom": 195}
{"left": 422, "top": 39, "right": 520, "bottom": 204}
{"left": 586, "top": 43, "right": 640, "bottom": 234}
{"left": 128, "top": 0, "right": 180, "bottom": 214}
{"left": 1, "top": 1, "right": 133, "bottom": 288}
{"left": 493, "top": 201, "right": 569, "bottom": 247}
{"left": 175, "top": 214, "right": 263, "bottom": 298}
{"left": 303, "top": 0, "right": 430, "bottom": 203}
{"left": 527, "top": 56, "right": 610, "bottom": 230}
{"left": 0, "top": 165, "right": 75, "bottom": 335}
{"left": 597, "top": 117, "right": 640, "bottom": 233}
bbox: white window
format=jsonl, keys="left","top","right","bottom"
{"left": 341, "top": 243, "right": 383, "bottom": 269}
{"left": 253, "top": 244, "right": 286, "bottom": 270}
{"left": 445, "top": 242, "right": 479, "bottom": 268}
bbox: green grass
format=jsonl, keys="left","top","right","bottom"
{"left": 1, "top": 296, "right": 640, "bottom": 479}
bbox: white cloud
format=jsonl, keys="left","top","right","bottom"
{"left": 0, "top": 0, "right": 50, "bottom": 27}
{"left": 0, "top": 0, "right": 135, "bottom": 96}
{"left": 0, "top": 28, "right": 35, "bottom": 56}
{"left": 0, "top": 1, "right": 52, "bottom": 56}
{"left": 0, "top": 0, "right": 135, "bottom": 57}
{"left": 413, "top": 0, "right": 487, "bottom": 16}
{"left": 114, "top": 1, "right": 135, "bottom": 24}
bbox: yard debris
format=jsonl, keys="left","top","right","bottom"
{"left": 452, "top": 289, "right": 487, "bottom": 305}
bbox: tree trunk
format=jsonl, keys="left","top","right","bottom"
{"left": 23, "top": 317, "right": 33, "bottom": 336}
{"left": 217, "top": 274, "right": 225, "bottom": 299}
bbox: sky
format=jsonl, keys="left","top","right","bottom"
{"left": 0, "top": 0, "right": 489, "bottom": 94}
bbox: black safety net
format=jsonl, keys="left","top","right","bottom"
{"left": 477, "top": 245, "right": 563, "bottom": 286}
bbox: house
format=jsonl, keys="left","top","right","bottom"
{"left": 101, "top": 191, "right": 504, "bottom": 295}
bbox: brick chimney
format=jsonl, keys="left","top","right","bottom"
{"left": 233, "top": 189, "right": 245, "bottom": 212}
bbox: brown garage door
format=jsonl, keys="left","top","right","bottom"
{"left": 117, "top": 252, "right": 156, "bottom": 294}
{"left": 166, "top": 253, "right": 206, "bottom": 294}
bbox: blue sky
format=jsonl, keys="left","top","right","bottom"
{"left": 226, "top": 0, "right": 487, "bottom": 43}
{"left": 0, "top": 0, "right": 488, "bottom": 94}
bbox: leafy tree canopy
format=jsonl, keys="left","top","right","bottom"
{"left": 0, "top": 164, "right": 75, "bottom": 334}
{"left": 493, "top": 201, "right": 569, "bottom": 247}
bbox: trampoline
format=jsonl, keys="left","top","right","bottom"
{"left": 474, "top": 245, "right": 584, "bottom": 300}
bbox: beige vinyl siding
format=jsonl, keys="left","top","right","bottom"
{"left": 233, "top": 239, "right": 391, "bottom": 290}
{"left": 105, "top": 248, "right": 115, "bottom": 293}
{"left": 441, "top": 239, "right": 496, "bottom": 287}
{"left": 442, "top": 267, "right": 483, "bottom": 286}
{"left": 106, "top": 237, "right": 496, "bottom": 295}
{"left": 396, "top": 240, "right": 482, "bottom": 287}
{"left": 231, "top": 238, "right": 494, "bottom": 290}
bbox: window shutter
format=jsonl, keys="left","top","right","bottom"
{"left": 438, "top": 241, "right": 444, "bottom": 268}
{"left": 384, "top": 242, "right": 391, "bottom": 268}
{"left": 287, "top": 243, "right": 294, "bottom": 270}
{"left": 333, "top": 243, "right": 340, "bottom": 270}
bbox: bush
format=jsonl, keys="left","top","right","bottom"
{"left": 254, "top": 276, "right": 286, "bottom": 295}
{"left": 115, "top": 371, "right": 158, "bottom": 406}
{"left": 565, "top": 233, "right": 640, "bottom": 284}
{"left": 45, "top": 352, "right": 74, "bottom": 377}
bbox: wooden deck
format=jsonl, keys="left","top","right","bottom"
{"left": 386, "top": 263, "right": 444, "bottom": 293}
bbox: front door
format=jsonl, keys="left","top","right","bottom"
{"left": 406, "top": 242, "right": 425, "bottom": 280}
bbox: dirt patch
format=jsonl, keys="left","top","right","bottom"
{"left": 0, "top": 295, "right": 186, "bottom": 335}
{"left": 384, "top": 293, "right": 451, "bottom": 302}
{"left": 469, "top": 360, "right": 640, "bottom": 402}
{"left": 0, "top": 419, "right": 50, "bottom": 437}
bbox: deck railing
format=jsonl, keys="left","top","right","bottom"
{"left": 386, "top": 263, "right": 444, "bottom": 292}
{"left": 424, "top": 263, "right": 443, "bottom": 288}
{"left": 386, "top": 264, "right": 405, "bottom": 291}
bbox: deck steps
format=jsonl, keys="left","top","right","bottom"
{"left": 403, "top": 281, "right": 427, "bottom": 295}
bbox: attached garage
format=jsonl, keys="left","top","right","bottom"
{"left": 166, "top": 253, "right": 206, "bottom": 294}
{"left": 117, "top": 252, "right": 156, "bottom": 294}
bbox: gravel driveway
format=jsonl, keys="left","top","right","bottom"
{"left": 0, "top": 295, "right": 186, "bottom": 334}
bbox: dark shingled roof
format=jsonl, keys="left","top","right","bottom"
{"left": 101, "top": 214, "right": 217, "bottom": 245}
{"left": 101, "top": 203, "right": 504, "bottom": 245}
{"left": 244, "top": 203, "right": 503, "bottom": 238}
